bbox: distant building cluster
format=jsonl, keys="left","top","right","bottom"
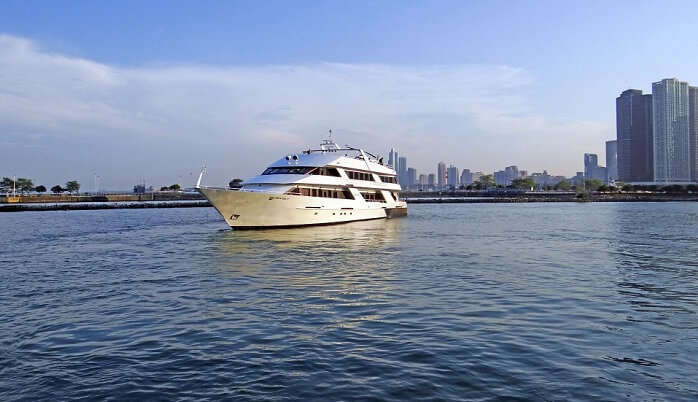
{"left": 590, "top": 78, "right": 698, "bottom": 185}
{"left": 493, "top": 166, "right": 522, "bottom": 187}
{"left": 386, "top": 148, "right": 567, "bottom": 191}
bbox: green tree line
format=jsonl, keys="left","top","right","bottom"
{"left": 1, "top": 177, "right": 80, "bottom": 195}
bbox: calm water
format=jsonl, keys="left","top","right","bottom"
{"left": 1, "top": 203, "right": 697, "bottom": 401}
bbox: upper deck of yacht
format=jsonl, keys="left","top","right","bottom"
{"left": 237, "top": 139, "right": 400, "bottom": 192}
{"left": 265, "top": 140, "right": 396, "bottom": 176}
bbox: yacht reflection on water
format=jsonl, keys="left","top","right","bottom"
{"left": 207, "top": 217, "right": 404, "bottom": 279}
{"left": 203, "top": 218, "right": 405, "bottom": 329}
{"left": 213, "top": 217, "right": 404, "bottom": 254}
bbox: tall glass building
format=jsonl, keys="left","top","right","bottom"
{"left": 584, "top": 153, "right": 607, "bottom": 182}
{"left": 447, "top": 165, "right": 459, "bottom": 188}
{"left": 690, "top": 86, "right": 698, "bottom": 182}
{"left": 437, "top": 162, "right": 446, "bottom": 189}
{"left": 584, "top": 153, "right": 598, "bottom": 178}
{"left": 388, "top": 148, "right": 397, "bottom": 170}
{"left": 652, "top": 78, "right": 691, "bottom": 183}
{"left": 460, "top": 169, "right": 473, "bottom": 186}
{"left": 407, "top": 167, "right": 417, "bottom": 188}
{"left": 397, "top": 156, "right": 407, "bottom": 188}
{"left": 616, "top": 89, "right": 653, "bottom": 183}
{"left": 605, "top": 140, "right": 618, "bottom": 184}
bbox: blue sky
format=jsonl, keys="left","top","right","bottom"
{"left": 1, "top": 1, "right": 697, "bottom": 189}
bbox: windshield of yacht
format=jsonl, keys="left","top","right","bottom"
{"left": 261, "top": 167, "right": 315, "bottom": 175}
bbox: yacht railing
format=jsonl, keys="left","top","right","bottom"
{"left": 302, "top": 146, "right": 381, "bottom": 162}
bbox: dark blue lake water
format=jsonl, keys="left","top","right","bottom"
{"left": 1, "top": 203, "right": 697, "bottom": 401}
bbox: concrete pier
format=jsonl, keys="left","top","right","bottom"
{"left": 0, "top": 200, "right": 211, "bottom": 212}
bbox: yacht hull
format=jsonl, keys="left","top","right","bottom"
{"left": 199, "top": 187, "right": 406, "bottom": 229}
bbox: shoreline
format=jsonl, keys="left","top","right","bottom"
{"left": 1, "top": 194, "right": 697, "bottom": 212}
{"left": 0, "top": 200, "right": 212, "bottom": 212}
{"left": 406, "top": 195, "right": 698, "bottom": 203}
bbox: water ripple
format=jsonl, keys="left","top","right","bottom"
{"left": 1, "top": 203, "right": 698, "bottom": 401}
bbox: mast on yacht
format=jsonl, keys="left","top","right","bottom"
{"left": 320, "top": 129, "right": 341, "bottom": 151}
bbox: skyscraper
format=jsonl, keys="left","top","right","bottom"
{"left": 437, "top": 162, "right": 446, "bottom": 189}
{"left": 388, "top": 148, "right": 397, "bottom": 169}
{"left": 584, "top": 153, "right": 606, "bottom": 181}
{"left": 652, "top": 78, "right": 691, "bottom": 183}
{"left": 447, "top": 165, "right": 459, "bottom": 188}
{"left": 504, "top": 166, "right": 519, "bottom": 185}
{"left": 690, "top": 86, "right": 698, "bottom": 182}
{"left": 616, "top": 89, "right": 653, "bottom": 182}
{"left": 494, "top": 170, "right": 507, "bottom": 186}
{"left": 407, "top": 167, "right": 417, "bottom": 188}
{"left": 460, "top": 169, "right": 473, "bottom": 186}
{"left": 427, "top": 173, "right": 436, "bottom": 187}
{"left": 606, "top": 140, "right": 618, "bottom": 184}
{"left": 584, "top": 153, "right": 598, "bottom": 178}
{"left": 398, "top": 156, "right": 407, "bottom": 187}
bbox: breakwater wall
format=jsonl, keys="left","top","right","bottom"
{"left": 406, "top": 194, "right": 698, "bottom": 203}
{"left": 0, "top": 200, "right": 211, "bottom": 212}
{"left": 0, "top": 192, "right": 205, "bottom": 204}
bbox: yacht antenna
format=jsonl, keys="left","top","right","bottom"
{"left": 320, "top": 129, "right": 340, "bottom": 151}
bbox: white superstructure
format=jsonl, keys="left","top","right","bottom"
{"left": 198, "top": 139, "right": 407, "bottom": 229}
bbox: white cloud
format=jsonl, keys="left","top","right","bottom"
{"left": 0, "top": 34, "right": 611, "bottom": 189}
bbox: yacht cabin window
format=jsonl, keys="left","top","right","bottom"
{"left": 360, "top": 191, "right": 386, "bottom": 203}
{"left": 262, "top": 166, "right": 314, "bottom": 175}
{"left": 309, "top": 167, "right": 341, "bottom": 177}
{"left": 345, "top": 170, "right": 375, "bottom": 181}
{"left": 262, "top": 166, "right": 341, "bottom": 176}
{"left": 284, "top": 187, "right": 354, "bottom": 199}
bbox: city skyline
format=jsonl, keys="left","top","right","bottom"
{"left": 392, "top": 77, "right": 698, "bottom": 191}
{"left": 3, "top": 2, "right": 698, "bottom": 189}
{"left": 384, "top": 146, "right": 572, "bottom": 190}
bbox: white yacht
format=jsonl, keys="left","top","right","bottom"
{"left": 197, "top": 138, "right": 407, "bottom": 229}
